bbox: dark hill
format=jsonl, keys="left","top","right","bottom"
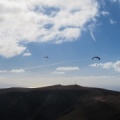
{"left": 0, "top": 85, "right": 120, "bottom": 120}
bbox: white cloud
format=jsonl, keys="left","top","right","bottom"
{"left": 101, "top": 11, "right": 109, "bottom": 16}
{"left": 52, "top": 66, "right": 80, "bottom": 75}
{"left": 10, "top": 69, "right": 25, "bottom": 73}
{"left": 89, "top": 63, "right": 98, "bottom": 67}
{"left": 113, "top": 61, "right": 120, "bottom": 72}
{"left": 0, "top": 70, "right": 7, "bottom": 73}
{"left": 90, "top": 62, "right": 113, "bottom": 69}
{"left": 23, "top": 52, "right": 31, "bottom": 56}
{"left": 52, "top": 71, "right": 65, "bottom": 75}
{"left": 56, "top": 67, "right": 80, "bottom": 71}
{"left": 0, "top": 0, "right": 99, "bottom": 57}
{"left": 110, "top": 19, "right": 117, "bottom": 24}
{"left": 0, "top": 69, "right": 25, "bottom": 73}
{"left": 102, "top": 62, "right": 113, "bottom": 69}
{"left": 90, "top": 61, "right": 120, "bottom": 72}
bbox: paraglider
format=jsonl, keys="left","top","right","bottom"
{"left": 92, "top": 56, "right": 100, "bottom": 66}
{"left": 44, "top": 56, "right": 49, "bottom": 62}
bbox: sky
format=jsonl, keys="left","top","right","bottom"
{"left": 0, "top": 0, "right": 120, "bottom": 91}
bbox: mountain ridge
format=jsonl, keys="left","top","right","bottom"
{"left": 0, "top": 85, "right": 120, "bottom": 120}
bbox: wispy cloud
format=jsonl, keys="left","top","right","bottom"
{"left": 52, "top": 66, "right": 80, "bottom": 75}
{"left": 10, "top": 69, "right": 25, "bottom": 73}
{"left": 90, "top": 31, "right": 96, "bottom": 41}
{"left": 19, "top": 59, "right": 85, "bottom": 70}
{"left": 23, "top": 52, "right": 31, "bottom": 57}
{"left": 52, "top": 71, "right": 65, "bottom": 75}
{"left": 0, "top": 70, "right": 7, "bottom": 73}
{"left": 90, "top": 61, "right": 120, "bottom": 72}
{"left": 0, "top": 69, "right": 25, "bottom": 73}
{"left": 110, "top": 19, "right": 117, "bottom": 24}
{"left": 101, "top": 11, "right": 109, "bottom": 16}
{"left": 56, "top": 67, "right": 80, "bottom": 71}
{"left": 0, "top": 0, "right": 99, "bottom": 57}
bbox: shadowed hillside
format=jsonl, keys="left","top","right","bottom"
{"left": 0, "top": 85, "right": 120, "bottom": 120}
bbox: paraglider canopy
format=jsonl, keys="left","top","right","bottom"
{"left": 92, "top": 56, "right": 100, "bottom": 60}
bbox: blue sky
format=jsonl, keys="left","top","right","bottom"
{"left": 0, "top": 0, "right": 120, "bottom": 90}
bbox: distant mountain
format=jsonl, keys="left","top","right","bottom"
{"left": 0, "top": 85, "right": 120, "bottom": 120}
